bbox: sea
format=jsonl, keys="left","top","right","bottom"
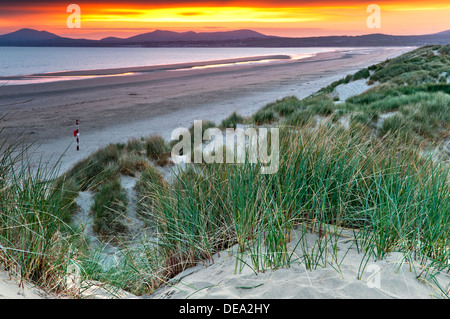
{"left": 0, "top": 46, "right": 340, "bottom": 77}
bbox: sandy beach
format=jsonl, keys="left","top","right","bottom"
{"left": 0, "top": 47, "right": 413, "bottom": 175}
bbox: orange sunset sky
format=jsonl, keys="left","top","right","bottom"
{"left": 0, "top": 1, "right": 449, "bottom": 39}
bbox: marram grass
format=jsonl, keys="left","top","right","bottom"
{"left": 138, "top": 122, "right": 449, "bottom": 287}
{"left": 0, "top": 132, "right": 80, "bottom": 293}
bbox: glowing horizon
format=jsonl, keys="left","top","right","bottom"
{"left": 0, "top": 1, "right": 449, "bottom": 39}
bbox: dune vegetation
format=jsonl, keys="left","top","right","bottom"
{"left": 0, "top": 45, "right": 449, "bottom": 298}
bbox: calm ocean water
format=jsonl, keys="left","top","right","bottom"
{"left": 0, "top": 47, "right": 340, "bottom": 77}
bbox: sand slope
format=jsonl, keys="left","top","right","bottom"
{"left": 0, "top": 270, "right": 50, "bottom": 299}
{"left": 149, "top": 231, "right": 449, "bottom": 299}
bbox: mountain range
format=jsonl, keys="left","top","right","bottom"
{"left": 0, "top": 28, "right": 449, "bottom": 47}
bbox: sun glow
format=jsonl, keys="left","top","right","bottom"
{"left": 83, "top": 7, "right": 325, "bottom": 24}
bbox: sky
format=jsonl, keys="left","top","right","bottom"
{"left": 0, "top": 1, "right": 449, "bottom": 39}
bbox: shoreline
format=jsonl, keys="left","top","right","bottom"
{"left": 0, "top": 50, "right": 343, "bottom": 93}
{"left": 0, "top": 47, "right": 414, "bottom": 175}
{"left": 0, "top": 54, "right": 293, "bottom": 82}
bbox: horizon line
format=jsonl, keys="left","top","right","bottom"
{"left": 2, "top": 27, "right": 449, "bottom": 41}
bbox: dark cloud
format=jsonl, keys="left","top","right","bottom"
{"left": 0, "top": 0, "right": 232, "bottom": 6}
{"left": 179, "top": 11, "right": 203, "bottom": 16}
{"left": 0, "top": 7, "right": 54, "bottom": 14}
{"left": 0, "top": 0, "right": 407, "bottom": 7}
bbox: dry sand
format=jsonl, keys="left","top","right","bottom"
{"left": 0, "top": 47, "right": 413, "bottom": 175}
{"left": 333, "top": 78, "right": 376, "bottom": 102}
{"left": 149, "top": 230, "right": 449, "bottom": 299}
{"left": 0, "top": 269, "right": 50, "bottom": 299}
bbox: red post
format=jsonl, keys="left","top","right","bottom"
{"left": 74, "top": 120, "right": 79, "bottom": 151}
